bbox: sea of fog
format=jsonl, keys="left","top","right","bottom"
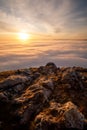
{"left": 0, "top": 40, "right": 87, "bottom": 71}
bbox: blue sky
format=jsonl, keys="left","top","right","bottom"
{"left": 0, "top": 0, "right": 87, "bottom": 39}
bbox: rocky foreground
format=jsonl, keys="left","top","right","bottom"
{"left": 0, "top": 62, "right": 87, "bottom": 130}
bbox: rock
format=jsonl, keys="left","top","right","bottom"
{"left": 14, "top": 84, "right": 25, "bottom": 93}
{"left": 42, "top": 79, "right": 54, "bottom": 91}
{"left": 0, "top": 92, "right": 8, "bottom": 102}
{"left": 0, "top": 75, "right": 30, "bottom": 90}
{"left": 34, "top": 101, "right": 85, "bottom": 130}
{"left": 46, "top": 62, "right": 57, "bottom": 68}
{"left": 20, "top": 104, "right": 37, "bottom": 124}
{"left": 0, "top": 64, "right": 87, "bottom": 130}
{"left": 38, "top": 63, "right": 57, "bottom": 75}
{"left": 14, "top": 83, "right": 51, "bottom": 105}
{"left": 33, "top": 72, "right": 41, "bottom": 79}
{"left": 38, "top": 66, "right": 47, "bottom": 75}
{"left": 12, "top": 84, "right": 52, "bottom": 126}
{"left": 45, "top": 62, "right": 57, "bottom": 74}
{"left": 62, "top": 68, "right": 84, "bottom": 90}
{"left": 17, "top": 69, "right": 32, "bottom": 76}
{"left": 64, "top": 102, "right": 85, "bottom": 129}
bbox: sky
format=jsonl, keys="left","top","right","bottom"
{"left": 0, "top": 0, "right": 87, "bottom": 40}
{"left": 0, "top": 0, "right": 87, "bottom": 71}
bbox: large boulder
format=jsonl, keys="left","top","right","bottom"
{"left": 38, "top": 63, "right": 57, "bottom": 75}
{"left": 0, "top": 75, "right": 32, "bottom": 92}
{"left": 13, "top": 83, "right": 52, "bottom": 126}
{"left": 34, "top": 101, "right": 85, "bottom": 130}
{"left": 45, "top": 62, "right": 57, "bottom": 74}
{"left": 61, "top": 68, "right": 84, "bottom": 90}
{"left": 0, "top": 75, "right": 31, "bottom": 90}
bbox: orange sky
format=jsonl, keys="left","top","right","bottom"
{"left": 0, "top": 0, "right": 87, "bottom": 41}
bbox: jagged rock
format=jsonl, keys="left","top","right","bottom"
{"left": 20, "top": 104, "right": 38, "bottom": 124}
{"left": 38, "top": 66, "right": 47, "bottom": 75}
{"left": 42, "top": 79, "right": 54, "bottom": 91}
{"left": 17, "top": 69, "right": 32, "bottom": 76}
{"left": 38, "top": 63, "right": 57, "bottom": 75}
{"left": 33, "top": 72, "right": 41, "bottom": 79}
{"left": 34, "top": 101, "right": 85, "bottom": 130}
{"left": 64, "top": 102, "right": 85, "bottom": 129}
{"left": 46, "top": 62, "right": 57, "bottom": 68}
{"left": 11, "top": 84, "right": 52, "bottom": 127}
{"left": 62, "top": 68, "right": 84, "bottom": 90}
{"left": 0, "top": 75, "right": 30, "bottom": 90}
{"left": 0, "top": 64, "right": 87, "bottom": 130}
{"left": 14, "top": 83, "right": 51, "bottom": 105}
{"left": 45, "top": 62, "right": 57, "bottom": 74}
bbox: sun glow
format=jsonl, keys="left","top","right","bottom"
{"left": 18, "top": 32, "right": 30, "bottom": 41}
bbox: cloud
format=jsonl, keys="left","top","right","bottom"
{"left": 0, "top": 0, "right": 87, "bottom": 38}
{"left": 0, "top": 21, "right": 18, "bottom": 32}
{"left": 0, "top": 41, "right": 87, "bottom": 71}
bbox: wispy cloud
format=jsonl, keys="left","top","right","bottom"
{"left": 0, "top": 21, "right": 18, "bottom": 32}
{"left": 0, "top": 0, "right": 87, "bottom": 38}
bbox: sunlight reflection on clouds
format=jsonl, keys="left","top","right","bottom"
{"left": 0, "top": 40, "right": 87, "bottom": 71}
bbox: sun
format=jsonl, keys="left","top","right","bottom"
{"left": 18, "top": 32, "right": 30, "bottom": 41}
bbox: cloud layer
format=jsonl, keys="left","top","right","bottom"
{"left": 0, "top": 40, "right": 87, "bottom": 71}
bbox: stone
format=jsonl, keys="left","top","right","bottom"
{"left": 14, "top": 84, "right": 25, "bottom": 93}
{"left": 42, "top": 79, "right": 54, "bottom": 91}
{"left": 0, "top": 75, "right": 29, "bottom": 90}
{"left": 33, "top": 72, "right": 41, "bottom": 79}
{"left": 45, "top": 62, "right": 57, "bottom": 74}
{"left": 0, "top": 64, "right": 87, "bottom": 130}
{"left": 62, "top": 68, "right": 84, "bottom": 90}
{"left": 34, "top": 101, "right": 85, "bottom": 130}
{"left": 46, "top": 62, "right": 57, "bottom": 68}
{"left": 64, "top": 102, "right": 85, "bottom": 129}
{"left": 0, "top": 92, "right": 8, "bottom": 102}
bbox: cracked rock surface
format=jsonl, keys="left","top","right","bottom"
{"left": 0, "top": 63, "right": 87, "bottom": 130}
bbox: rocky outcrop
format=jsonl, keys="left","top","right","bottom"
{"left": 34, "top": 101, "right": 85, "bottom": 130}
{"left": 0, "top": 63, "right": 87, "bottom": 130}
{"left": 61, "top": 68, "right": 84, "bottom": 90}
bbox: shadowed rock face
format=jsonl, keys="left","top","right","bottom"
{"left": 0, "top": 63, "right": 87, "bottom": 130}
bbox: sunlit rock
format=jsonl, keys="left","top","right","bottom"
{"left": 0, "top": 64, "right": 87, "bottom": 130}
{"left": 34, "top": 101, "right": 85, "bottom": 130}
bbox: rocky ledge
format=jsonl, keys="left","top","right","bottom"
{"left": 0, "top": 62, "right": 87, "bottom": 130}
